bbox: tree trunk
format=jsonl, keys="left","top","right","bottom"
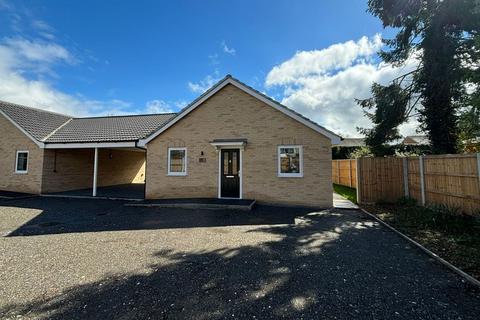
{"left": 419, "top": 21, "right": 459, "bottom": 154}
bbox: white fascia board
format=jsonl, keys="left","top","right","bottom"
{"left": 210, "top": 141, "right": 246, "bottom": 151}
{"left": 139, "top": 77, "right": 341, "bottom": 146}
{"left": 210, "top": 141, "right": 246, "bottom": 147}
{"left": 44, "top": 141, "right": 137, "bottom": 149}
{"left": 0, "top": 109, "right": 45, "bottom": 148}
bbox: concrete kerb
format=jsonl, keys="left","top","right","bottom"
{"left": 40, "top": 194, "right": 143, "bottom": 202}
{"left": 359, "top": 207, "right": 480, "bottom": 288}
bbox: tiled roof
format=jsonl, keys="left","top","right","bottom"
{"left": 0, "top": 100, "right": 71, "bottom": 141}
{"left": 1, "top": 74, "right": 340, "bottom": 145}
{"left": 402, "top": 135, "right": 430, "bottom": 145}
{"left": 45, "top": 113, "right": 176, "bottom": 143}
{"left": 0, "top": 100, "right": 176, "bottom": 144}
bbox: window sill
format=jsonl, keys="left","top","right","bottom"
{"left": 167, "top": 173, "right": 187, "bottom": 177}
{"left": 14, "top": 171, "right": 28, "bottom": 174}
{"left": 277, "top": 174, "right": 303, "bottom": 178}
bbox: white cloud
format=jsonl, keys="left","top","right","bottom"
{"left": 31, "top": 19, "right": 56, "bottom": 40}
{"left": 31, "top": 19, "right": 54, "bottom": 32}
{"left": 0, "top": 5, "right": 164, "bottom": 117}
{"left": 0, "top": 36, "right": 152, "bottom": 117}
{"left": 221, "top": 40, "right": 236, "bottom": 55}
{"left": 145, "top": 100, "right": 174, "bottom": 114}
{"left": 208, "top": 53, "right": 220, "bottom": 65}
{"left": 265, "top": 35, "right": 421, "bottom": 137}
{"left": 188, "top": 73, "right": 221, "bottom": 94}
{"left": 266, "top": 35, "right": 382, "bottom": 86}
{"left": 4, "top": 37, "right": 75, "bottom": 65}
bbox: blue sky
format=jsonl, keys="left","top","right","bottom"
{"left": 0, "top": 0, "right": 418, "bottom": 137}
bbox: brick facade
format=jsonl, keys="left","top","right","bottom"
{"left": 146, "top": 84, "right": 332, "bottom": 207}
{"left": 0, "top": 114, "right": 44, "bottom": 194}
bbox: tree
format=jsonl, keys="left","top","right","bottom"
{"left": 357, "top": 83, "right": 410, "bottom": 156}
{"left": 458, "top": 104, "right": 480, "bottom": 150}
{"left": 348, "top": 146, "right": 374, "bottom": 159}
{"left": 363, "top": 0, "right": 480, "bottom": 154}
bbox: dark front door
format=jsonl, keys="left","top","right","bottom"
{"left": 221, "top": 149, "right": 240, "bottom": 198}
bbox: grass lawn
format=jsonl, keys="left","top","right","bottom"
{"left": 333, "top": 184, "right": 357, "bottom": 203}
{"left": 363, "top": 201, "right": 480, "bottom": 280}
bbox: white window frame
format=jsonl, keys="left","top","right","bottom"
{"left": 15, "top": 150, "right": 29, "bottom": 174}
{"left": 167, "top": 147, "right": 187, "bottom": 176}
{"left": 277, "top": 145, "right": 303, "bottom": 178}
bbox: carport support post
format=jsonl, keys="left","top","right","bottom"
{"left": 93, "top": 147, "right": 98, "bottom": 197}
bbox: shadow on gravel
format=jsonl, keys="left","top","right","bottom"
{"left": 2, "top": 208, "right": 479, "bottom": 319}
{"left": 3, "top": 197, "right": 310, "bottom": 237}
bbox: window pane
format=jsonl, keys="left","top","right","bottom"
{"left": 16, "top": 152, "right": 28, "bottom": 171}
{"left": 280, "top": 147, "right": 300, "bottom": 174}
{"left": 223, "top": 152, "right": 229, "bottom": 174}
{"left": 231, "top": 151, "right": 238, "bottom": 175}
{"left": 170, "top": 150, "right": 185, "bottom": 173}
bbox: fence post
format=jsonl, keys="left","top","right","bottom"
{"left": 338, "top": 161, "right": 341, "bottom": 185}
{"left": 419, "top": 155, "right": 426, "bottom": 206}
{"left": 402, "top": 157, "right": 409, "bottom": 197}
{"left": 348, "top": 160, "right": 353, "bottom": 187}
{"left": 356, "top": 158, "right": 361, "bottom": 204}
{"left": 477, "top": 153, "right": 480, "bottom": 192}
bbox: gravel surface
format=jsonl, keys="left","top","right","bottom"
{"left": 0, "top": 197, "right": 479, "bottom": 319}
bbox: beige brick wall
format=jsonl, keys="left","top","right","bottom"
{"left": 42, "top": 148, "right": 145, "bottom": 193}
{"left": 42, "top": 149, "right": 93, "bottom": 193}
{"left": 98, "top": 149, "right": 145, "bottom": 186}
{"left": 0, "top": 114, "right": 44, "bottom": 194}
{"left": 146, "top": 84, "right": 333, "bottom": 207}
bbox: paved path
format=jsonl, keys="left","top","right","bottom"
{"left": 333, "top": 192, "right": 359, "bottom": 209}
{"left": 0, "top": 197, "right": 478, "bottom": 319}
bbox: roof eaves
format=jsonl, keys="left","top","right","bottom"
{"left": 228, "top": 75, "right": 342, "bottom": 141}
{"left": 139, "top": 75, "right": 342, "bottom": 146}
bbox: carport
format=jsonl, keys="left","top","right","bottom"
{"left": 41, "top": 144, "right": 146, "bottom": 199}
{"left": 36, "top": 113, "right": 176, "bottom": 199}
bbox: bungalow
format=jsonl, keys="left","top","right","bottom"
{"left": 0, "top": 75, "right": 340, "bottom": 207}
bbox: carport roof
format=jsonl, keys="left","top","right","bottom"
{"left": 44, "top": 113, "right": 176, "bottom": 143}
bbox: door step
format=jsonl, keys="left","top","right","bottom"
{"left": 125, "top": 198, "right": 256, "bottom": 211}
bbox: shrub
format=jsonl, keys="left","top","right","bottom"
{"left": 397, "top": 196, "right": 416, "bottom": 206}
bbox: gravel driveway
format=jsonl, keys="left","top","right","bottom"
{"left": 0, "top": 197, "right": 479, "bottom": 319}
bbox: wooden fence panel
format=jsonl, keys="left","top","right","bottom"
{"left": 357, "top": 157, "right": 404, "bottom": 203}
{"left": 423, "top": 154, "right": 480, "bottom": 214}
{"left": 407, "top": 157, "right": 422, "bottom": 202}
{"left": 331, "top": 159, "right": 356, "bottom": 188}
{"left": 344, "top": 154, "right": 480, "bottom": 215}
